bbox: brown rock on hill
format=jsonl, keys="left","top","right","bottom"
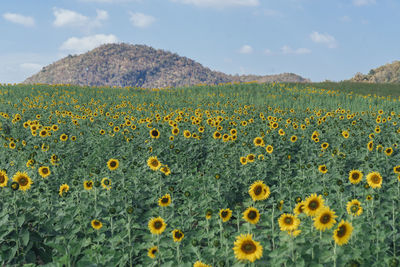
{"left": 24, "top": 43, "right": 310, "bottom": 88}
{"left": 350, "top": 60, "right": 400, "bottom": 83}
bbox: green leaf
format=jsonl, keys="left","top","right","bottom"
{"left": 21, "top": 229, "right": 29, "bottom": 247}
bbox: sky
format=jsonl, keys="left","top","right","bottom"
{"left": 1, "top": 0, "right": 399, "bottom": 83}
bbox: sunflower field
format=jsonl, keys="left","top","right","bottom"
{"left": 0, "top": 82, "right": 399, "bottom": 267}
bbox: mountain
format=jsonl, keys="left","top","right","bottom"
{"left": 23, "top": 43, "right": 310, "bottom": 88}
{"left": 350, "top": 61, "right": 400, "bottom": 83}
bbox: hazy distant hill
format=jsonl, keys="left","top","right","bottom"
{"left": 350, "top": 61, "right": 400, "bottom": 83}
{"left": 24, "top": 43, "right": 310, "bottom": 88}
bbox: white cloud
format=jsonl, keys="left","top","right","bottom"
{"left": 53, "top": 8, "right": 108, "bottom": 30}
{"left": 129, "top": 12, "right": 156, "bottom": 28}
{"left": 263, "top": 49, "right": 272, "bottom": 55}
{"left": 281, "top": 45, "right": 311, "bottom": 55}
{"left": 60, "top": 34, "right": 118, "bottom": 54}
{"left": 310, "top": 31, "right": 337, "bottom": 48}
{"left": 353, "top": 0, "right": 376, "bottom": 6}
{"left": 3, "top": 13, "right": 35, "bottom": 27}
{"left": 239, "top": 45, "right": 253, "bottom": 54}
{"left": 170, "top": 0, "right": 259, "bottom": 8}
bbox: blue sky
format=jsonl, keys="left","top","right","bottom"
{"left": 1, "top": 0, "right": 399, "bottom": 83}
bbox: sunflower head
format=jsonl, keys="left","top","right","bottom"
{"left": 304, "top": 194, "right": 325, "bottom": 217}
{"left": 148, "top": 217, "right": 167, "bottom": 235}
{"left": 313, "top": 207, "right": 337, "bottom": 231}
{"left": 84, "top": 180, "right": 93, "bottom": 190}
{"left": 293, "top": 201, "right": 306, "bottom": 215}
{"left": 172, "top": 229, "right": 184, "bottom": 242}
{"left": 158, "top": 194, "right": 171, "bottom": 207}
{"left": 38, "top": 166, "right": 51, "bottom": 178}
{"left": 101, "top": 178, "right": 112, "bottom": 190}
{"left": 107, "top": 159, "right": 119, "bottom": 171}
{"left": 232, "top": 233, "right": 263, "bottom": 263}
{"left": 147, "top": 156, "right": 161, "bottom": 171}
{"left": 366, "top": 171, "right": 382, "bottom": 189}
{"left": 147, "top": 246, "right": 158, "bottom": 259}
{"left": 318, "top": 165, "right": 327, "bottom": 174}
{"left": 12, "top": 171, "right": 33, "bottom": 191}
{"left": 278, "top": 213, "right": 300, "bottom": 231}
{"left": 219, "top": 208, "right": 232, "bottom": 222}
{"left": 248, "top": 180, "right": 270, "bottom": 201}
{"left": 59, "top": 184, "right": 69, "bottom": 197}
{"left": 150, "top": 128, "right": 160, "bottom": 139}
{"left": 349, "top": 170, "right": 363, "bottom": 184}
{"left": 0, "top": 170, "right": 8, "bottom": 187}
{"left": 91, "top": 219, "right": 103, "bottom": 230}
{"left": 205, "top": 209, "right": 212, "bottom": 220}
{"left": 346, "top": 199, "right": 363, "bottom": 216}
{"left": 333, "top": 220, "right": 353, "bottom": 246}
{"left": 243, "top": 207, "right": 260, "bottom": 225}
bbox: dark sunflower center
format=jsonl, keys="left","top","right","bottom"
{"left": 174, "top": 231, "right": 183, "bottom": 239}
{"left": 151, "top": 249, "right": 157, "bottom": 254}
{"left": 104, "top": 179, "right": 110, "bottom": 185}
{"left": 254, "top": 185, "right": 262, "bottom": 196}
{"left": 396, "top": 167, "right": 400, "bottom": 172}
{"left": 151, "top": 160, "right": 158, "bottom": 167}
{"left": 42, "top": 168, "right": 48, "bottom": 174}
{"left": 154, "top": 221, "right": 163, "bottom": 229}
{"left": 320, "top": 214, "right": 331, "bottom": 224}
{"left": 151, "top": 130, "right": 158, "bottom": 136}
{"left": 372, "top": 175, "right": 380, "bottom": 184}
{"left": 0, "top": 175, "right": 5, "bottom": 183}
{"left": 110, "top": 161, "right": 117, "bottom": 167}
{"left": 94, "top": 221, "right": 100, "bottom": 226}
{"left": 19, "top": 177, "right": 28, "bottom": 186}
{"left": 321, "top": 167, "right": 326, "bottom": 171}
{"left": 256, "top": 139, "right": 261, "bottom": 144}
{"left": 87, "top": 182, "right": 93, "bottom": 187}
{"left": 221, "top": 211, "right": 228, "bottom": 218}
{"left": 336, "top": 225, "right": 347, "bottom": 237}
{"left": 352, "top": 173, "right": 359, "bottom": 180}
{"left": 284, "top": 217, "right": 293, "bottom": 225}
{"left": 161, "top": 197, "right": 169, "bottom": 203}
{"left": 247, "top": 210, "right": 257, "bottom": 220}
{"left": 309, "top": 200, "right": 319, "bottom": 210}
{"left": 248, "top": 155, "right": 254, "bottom": 160}
{"left": 298, "top": 205, "right": 304, "bottom": 213}
{"left": 241, "top": 241, "right": 257, "bottom": 254}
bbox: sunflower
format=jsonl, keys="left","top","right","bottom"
{"left": 346, "top": 199, "right": 363, "bottom": 216}
{"left": 0, "top": 170, "right": 8, "bottom": 187}
{"left": 91, "top": 219, "right": 103, "bottom": 230}
{"left": 243, "top": 207, "right": 260, "bottom": 224}
{"left": 318, "top": 165, "right": 327, "bottom": 174}
{"left": 348, "top": 170, "right": 363, "bottom": 184}
{"left": 240, "top": 157, "right": 247, "bottom": 165}
{"left": 393, "top": 165, "right": 400, "bottom": 174}
{"left": 219, "top": 208, "right": 232, "bottom": 222}
{"left": 278, "top": 213, "right": 300, "bottom": 231}
{"left": 12, "top": 171, "right": 33, "bottom": 191}
{"left": 333, "top": 220, "right": 353, "bottom": 246}
{"left": 9, "top": 142, "right": 16, "bottom": 149}
{"left": 101, "top": 178, "right": 112, "bottom": 190}
{"left": 253, "top": 137, "right": 264, "bottom": 147}
{"left": 293, "top": 201, "right": 306, "bottom": 215}
{"left": 385, "top": 147, "right": 393, "bottom": 156}
{"left": 172, "top": 229, "right": 184, "bottom": 242}
{"left": 147, "top": 156, "right": 161, "bottom": 171}
{"left": 193, "top": 261, "right": 212, "bottom": 267}
{"left": 39, "top": 129, "right": 47, "bottom": 138}
{"left": 60, "top": 133, "right": 68, "bottom": 141}
{"left": 246, "top": 154, "right": 255, "bottom": 163}
{"left": 287, "top": 229, "right": 302, "bottom": 237}
{"left": 248, "top": 180, "right": 270, "bottom": 201}
{"left": 205, "top": 209, "right": 212, "bottom": 220}
{"left": 147, "top": 246, "right": 158, "bottom": 259}
{"left": 107, "top": 159, "right": 119, "bottom": 171}
{"left": 172, "top": 128, "right": 179, "bottom": 136}
{"left": 158, "top": 193, "right": 171, "bottom": 207}
{"left": 148, "top": 217, "right": 167, "bottom": 235}
{"left": 367, "top": 140, "right": 374, "bottom": 151}
{"left": 321, "top": 142, "right": 329, "bottom": 150}
{"left": 183, "top": 130, "right": 191, "bottom": 138}
{"left": 150, "top": 128, "right": 160, "bottom": 139}
{"left": 265, "top": 145, "right": 273, "bottom": 154}
{"left": 213, "top": 131, "right": 221, "bottom": 139}
{"left": 304, "top": 194, "right": 325, "bottom": 217}
{"left": 160, "top": 165, "right": 171, "bottom": 176}
{"left": 366, "top": 171, "right": 382, "bottom": 189}
{"left": 59, "top": 184, "right": 69, "bottom": 197}
{"left": 38, "top": 166, "right": 50, "bottom": 178}
{"left": 290, "top": 135, "right": 297, "bottom": 143}
{"left": 83, "top": 180, "right": 93, "bottom": 190}
{"left": 313, "top": 207, "right": 337, "bottom": 231}
{"left": 233, "top": 233, "right": 263, "bottom": 263}
{"left": 342, "top": 130, "right": 349, "bottom": 138}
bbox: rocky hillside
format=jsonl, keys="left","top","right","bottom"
{"left": 24, "top": 43, "right": 309, "bottom": 88}
{"left": 350, "top": 61, "right": 400, "bottom": 83}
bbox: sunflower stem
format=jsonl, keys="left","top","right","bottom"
{"left": 333, "top": 242, "right": 337, "bottom": 267}
{"left": 13, "top": 191, "right": 20, "bottom": 257}
{"left": 271, "top": 202, "right": 275, "bottom": 250}
{"left": 393, "top": 200, "right": 396, "bottom": 257}
{"left": 176, "top": 243, "right": 180, "bottom": 265}
{"left": 236, "top": 210, "right": 240, "bottom": 233}
{"left": 127, "top": 215, "right": 132, "bottom": 267}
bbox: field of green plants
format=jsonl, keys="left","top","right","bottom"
{"left": 0, "top": 82, "right": 399, "bottom": 267}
